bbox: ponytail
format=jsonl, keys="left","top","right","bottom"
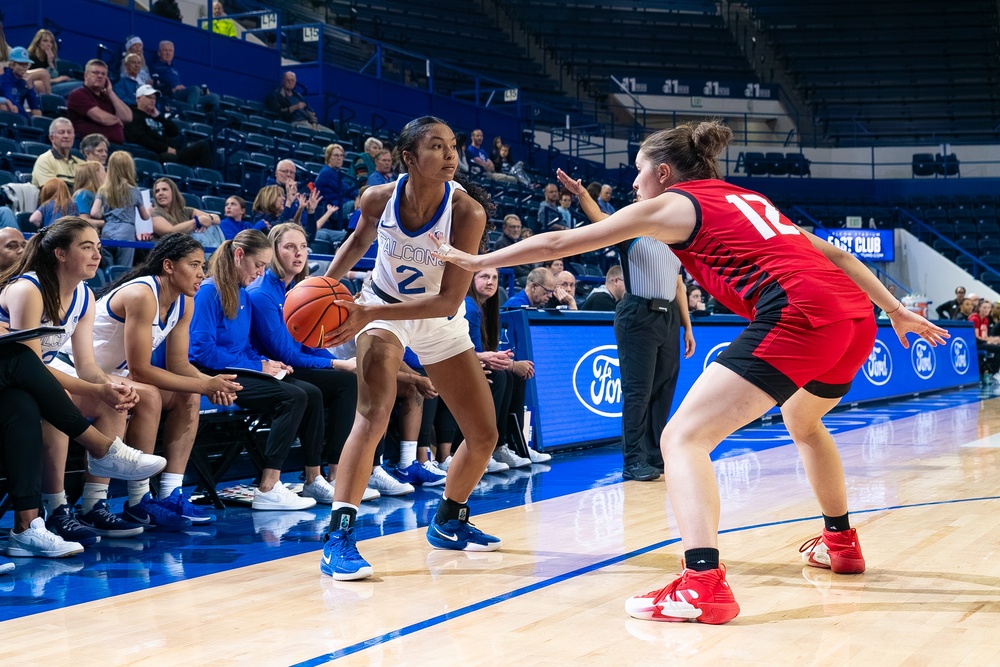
{"left": 207, "top": 229, "right": 269, "bottom": 319}
{"left": 639, "top": 119, "right": 733, "bottom": 182}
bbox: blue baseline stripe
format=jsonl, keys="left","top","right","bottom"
{"left": 291, "top": 493, "right": 1000, "bottom": 666}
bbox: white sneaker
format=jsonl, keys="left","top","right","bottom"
{"left": 7, "top": 518, "right": 84, "bottom": 558}
{"left": 301, "top": 477, "right": 336, "bottom": 504}
{"left": 327, "top": 479, "right": 381, "bottom": 502}
{"left": 251, "top": 481, "right": 318, "bottom": 511}
{"left": 368, "top": 466, "right": 415, "bottom": 496}
{"left": 526, "top": 447, "right": 552, "bottom": 463}
{"left": 485, "top": 458, "right": 510, "bottom": 474}
{"left": 438, "top": 456, "right": 453, "bottom": 471}
{"left": 87, "top": 437, "right": 167, "bottom": 481}
{"left": 494, "top": 446, "right": 531, "bottom": 469}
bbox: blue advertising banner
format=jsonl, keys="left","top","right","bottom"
{"left": 814, "top": 227, "right": 895, "bottom": 262}
{"left": 503, "top": 311, "right": 975, "bottom": 451}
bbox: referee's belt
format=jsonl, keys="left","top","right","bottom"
{"left": 623, "top": 292, "right": 673, "bottom": 313}
{"left": 370, "top": 281, "right": 401, "bottom": 304}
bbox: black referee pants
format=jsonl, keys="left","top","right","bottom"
{"left": 614, "top": 295, "right": 680, "bottom": 468}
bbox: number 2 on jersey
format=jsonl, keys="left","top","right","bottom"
{"left": 725, "top": 194, "right": 799, "bottom": 240}
{"left": 396, "top": 265, "right": 426, "bottom": 295}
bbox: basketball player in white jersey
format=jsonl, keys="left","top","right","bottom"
{"left": 52, "top": 233, "right": 242, "bottom": 531}
{"left": 0, "top": 218, "right": 165, "bottom": 546}
{"left": 320, "top": 116, "right": 501, "bottom": 580}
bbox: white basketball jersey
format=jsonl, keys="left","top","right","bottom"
{"left": 372, "top": 175, "right": 464, "bottom": 302}
{"left": 62, "top": 276, "right": 185, "bottom": 376}
{"left": 0, "top": 271, "right": 89, "bottom": 364}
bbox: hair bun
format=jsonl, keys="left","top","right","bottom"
{"left": 691, "top": 121, "right": 733, "bottom": 160}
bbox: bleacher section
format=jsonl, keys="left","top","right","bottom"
{"left": 745, "top": 0, "right": 1000, "bottom": 146}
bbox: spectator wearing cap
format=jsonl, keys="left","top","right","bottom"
{"left": 31, "top": 117, "right": 85, "bottom": 189}
{"left": 125, "top": 84, "right": 212, "bottom": 167}
{"left": 264, "top": 71, "right": 334, "bottom": 133}
{"left": 120, "top": 35, "right": 151, "bottom": 86}
{"left": 66, "top": 58, "right": 132, "bottom": 146}
{"left": 150, "top": 41, "right": 219, "bottom": 110}
{"left": 0, "top": 47, "right": 41, "bottom": 118}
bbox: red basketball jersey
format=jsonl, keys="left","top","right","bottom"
{"left": 667, "top": 180, "right": 874, "bottom": 326}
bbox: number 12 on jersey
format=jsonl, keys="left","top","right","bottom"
{"left": 726, "top": 194, "right": 799, "bottom": 240}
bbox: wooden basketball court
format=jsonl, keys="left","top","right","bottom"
{"left": 3, "top": 388, "right": 999, "bottom": 665}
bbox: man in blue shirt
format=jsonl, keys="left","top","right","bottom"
{"left": 0, "top": 47, "right": 41, "bottom": 119}
{"left": 467, "top": 129, "right": 516, "bottom": 185}
{"left": 150, "top": 40, "right": 219, "bottom": 110}
{"left": 501, "top": 267, "right": 556, "bottom": 310}
{"left": 264, "top": 71, "right": 334, "bottom": 133}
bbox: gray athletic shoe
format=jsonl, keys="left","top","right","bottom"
{"left": 86, "top": 438, "right": 167, "bottom": 481}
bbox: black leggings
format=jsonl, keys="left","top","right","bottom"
{"left": 0, "top": 344, "right": 95, "bottom": 512}
{"left": 289, "top": 367, "right": 358, "bottom": 465}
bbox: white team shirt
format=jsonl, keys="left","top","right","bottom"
{"left": 55, "top": 276, "right": 185, "bottom": 377}
{"left": 372, "top": 175, "right": 464, "bottom": 301}
{"left": 0, "top": 271, "right": 90, "bottom": 364}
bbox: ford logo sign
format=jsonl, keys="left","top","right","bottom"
{"left": 703, "top": 342, "right": 731, "bottom": 372}
{"left": 950, "top": 337, "right": 971, "bottom": 375}
{"left": 572, "top": 345, "right": 622, "bottom": 418}
{"left": 910, "top": 339, "right": 936, "bottom": 380}
{"left": 862, "top": 340, "right": 892, "bottom": 386}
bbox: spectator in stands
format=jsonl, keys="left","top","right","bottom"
{"left": 31, "top": 118, "right": 85, "bottom": 189}
{"left": 151, "top": 0, "right": 182, "bottom": 22}
{"left": 90, "top": 151, "right": 151, "bottom": 267}
{"left": 80, "top": 133, "right": 110, "bottom": 166}
{"left": 547, "top": 270, "right": 578, "bottom": 310}
{"left": 66, "top": 59, "right": 132, "bottom": 147}
{"left": 556, "top": 191, "right": 575, "bottom": 227}
{"left": 352, "top": 137, "right": 382, "bottom": 183}
{"left": 125, "top": 84, "right": 212, "bottom": 167}
{"left": 935, "top": 285, "right": 966, "bottom": 320}
{"left": 113, "top": 53, "right": 145, "bottom": 106}
{"left": 315, "top": 143, "right": 358, "bottom": 225}
{"left": 543, "top": 258, "right": 563, "bottom": 274}
{"left": 26, "top": 29, "right": 82, "bottom": 96}
{"left": 970, "top": 299, "right": 1000, "bottom": 380}
{"left": 0, "top": 47, "right": 41, "bottom": 118}
{"left": 489, "top": 136, "right": 504, "bottom": 165}
{"left": 265, "top": 160, "right": 320, "bottom": 237}
{"left": 455, "top": 133, "right": 469, "bottom": 175}
{"left": 264, "top": 71, "right": 333, "bottom": 133}
{"left": 467, "top": 129, "right": 517, "bottom": 185}
{"left": 0, "top": 227, "right": 25, "bottom": 272}
{"left": 29, "top": 179, "right": 78, "bottom": 228}
{"left": 502, "top": 266, "right": 555, "bottom": 309}
{"left": 206, "top": 2, "right": 239, "bottom": 38}
{"left": 586, "top": 181, "right": 602, "bottom": 203}
{"left": 72, "top": 161, "right": 104, "bottom": 228}
{"left": 120, "top": 36, "right": 151, "bottom": 86}
{"left": 219, "top": 195, "right": 252, "bottom": 239}
{"left": 492, "top": 215, "right": 535, "bottom": 286}
{"left": 150, "top": 177, "right": 224, "bottom": 247}
{"left": 252, "top": 184, "right": 292, "bottom": 233}
{"left": 492, "top": 143, "right": 515, "bottom": 175}
{"left": 687, "top": 284, "right": 710, "bottom": 317}
{"left": 957, "top": 297, "right": 976, "bottom": 320}
{"left": 365, "top": 149, "right": 396, "bottom": 186}
{"left": 189, "top": 229, "right": 319, "bottom": 511}
{"left": 537, "top": 183, "right": 565, "bottom": 231}
{"left": 597, "top": 184, "right": 616, "bottom": 216}
{"left": 582, "top": 265, "right": 625, "bottom": 311}
{"left": 247, "top": 222, "right": 360, "bottom": 503}
{"left": 151, "top": 41, "right": 219, "bottom": 111}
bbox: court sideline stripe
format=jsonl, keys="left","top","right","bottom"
{"left": 291, "top": 493, "right": 1000, "bottom": 666}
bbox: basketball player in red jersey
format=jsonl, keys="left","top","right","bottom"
{"left": 432, "top": 120, "right": 948, "bottom": 624}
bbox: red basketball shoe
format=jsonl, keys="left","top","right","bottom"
{"left": 624, "top": 565, "right": 740, "bottom": 625}
{"left": 799, "top": 528, "right": 866, "bottom": 574}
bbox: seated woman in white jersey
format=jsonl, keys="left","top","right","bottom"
{"left": 189, "top": 229, "right": 323, "bottom": 512}
{"left": 0, "top": 218, "right": 167, "bottom": 547}
{"left": 53, "top": 233, "right": 243, "bottom": 530}
{"left": 319, "top": 116, "right": 502, "bottom": 581}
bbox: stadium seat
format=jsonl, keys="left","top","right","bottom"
{"left": 196, "top": 168, "right": 242, "bottom": 197}
{"left": 765, "top": 152, "right": 789, "bottom": 176}
{"left": 911, "top": 153, "right": 937, "bottom": 177}
{"left": 936, "top": 154, "right": 960, "bottom": 177}
{"left": 163, "top": 163, "right": 213, "bottom": 197}
{"left": 743, "top": 152, "right": 768, "bottom": 176}
{"left": 182, "top": 193, "right": 204, "bottom": 209}
{"left": 133, "top": 157, "right": 165, "bottom": 188}
{"left": 16, "top": 212, "right": 34, "bottom": 233}
{"left": 786, "top": 152, "right": 811, "bottom": 176}
{"left": 202, "top": 195, "right": 227, "bottom": 213}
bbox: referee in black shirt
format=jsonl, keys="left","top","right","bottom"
{"left": 557, "top": 170, "right": 695, "bottom": 481}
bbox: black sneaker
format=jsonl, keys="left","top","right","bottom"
{"left": 622, "top": 462, "right": 661, "bottom": 482}
{"left": 45, "top": 504, "right": 101, "bottom": 546}
{"left": 78, "top": 500, "right": 145, "bottom": 538}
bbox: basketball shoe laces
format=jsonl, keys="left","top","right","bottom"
{"left": 329, "top": 528, "right": 363, "bottom": 560}
{"left": 644, "top": 563, "right": 726, "bottom": 608}
{"left": 798, "top": 535, "right": 824, "bottom": 555}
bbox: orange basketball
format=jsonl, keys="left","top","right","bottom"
{"left": 283, "top": 277, "right": 354, "bottom": 348}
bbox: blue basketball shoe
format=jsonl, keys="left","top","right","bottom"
{"left": 320, "top": 528, "right": 373, "bottom": 580}
{"left": 122, "top": 493, "right": 192, "bottom": 532}
{"left": 390, "top": 461, "right": 447, "bottom": 487}
{"left": 426, "top": 517, "right": 502, "bottom": 552}
{"left": 160, "top": 488, "right": 217, "bottom": 524}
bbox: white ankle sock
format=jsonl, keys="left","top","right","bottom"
{"left": 128, "top": 480, "right": 150, "bottom": 507}
{"left": 159, "top": 473, "right": 184, "bottom": 498}
{"left": 81, "top": 483, "right": 109, "bottom": 513}
{"left": 399, "top": 441, "right": 418, "bottom": 468}
{"left": 41, "top": 491, "right": 67, "bottom": 516}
